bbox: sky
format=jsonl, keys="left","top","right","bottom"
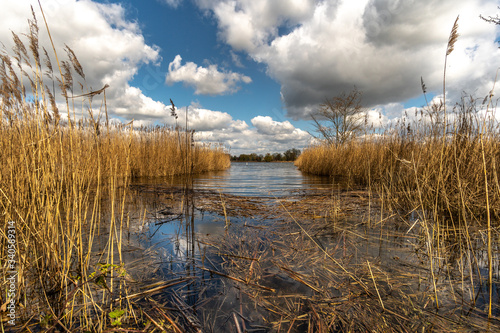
{"left": 1, "top": 0, "right": 499, "bottom": 154}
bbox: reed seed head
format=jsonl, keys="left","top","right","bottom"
{"left": 420, "top": 76, "right": 427, "bottom": 94}
{"left": 27, "top": 7, "right": 40, "bottom": 66}
{"left": 11, "top": 31, "right": 28, "bottom": 64}
{"left": 43, "top": 47, "right": 53, "bottom": 77}
{"left": 65, "top": 44, "right": 85, "bottom": 80}
{"left": 446, "top": 16, "right": 460, "bottom": 56}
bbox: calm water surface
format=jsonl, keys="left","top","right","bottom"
{"left": 178, "top": 162, "right": 332, "bottom": 196}
{"left": 132, "top": 162, "right": 331, "bottom": 247}
{"left": 124, "top": 162, "right": 499, "bottom": 331}
{"left": 125, "top": 162, "right": 335, "bottom": 331}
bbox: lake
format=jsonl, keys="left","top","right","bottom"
{"left": 132, "top": 161, "right": 333, "bottom": 197}
{"left": 191, "top": 162, "right": 332, "bottom": 196}
{"left": 121, "top": 162, "right": 498, "bottom": 332}
{"left": 128, "top": 162, "right": 332, "bottom": 252}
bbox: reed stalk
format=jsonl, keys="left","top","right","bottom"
{"left": 481, "top": 67, "right": 498, "bottom": 319}
{"left": 0, "top": 10, "right": 230, "bottom": 330}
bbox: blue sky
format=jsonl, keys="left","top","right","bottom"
{"left": 1, "top": 0, "right": 500, "bottom": 154}
{"left": 117, "top": 0, "right": 295, "bottom": 127}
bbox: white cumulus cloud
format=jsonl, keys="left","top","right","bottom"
{"left": 166, "top": 55, "right": 252, "bottom": 95}
{"left": 175, "top": 107, "right": 233, "bottom": 131}
{"left": 194, "top": 113, "right": 312, "bottom": 153}
{"left": 196, "top": 0, "right": 500, "bottom": 119}
{"left": 1, "top": 0, "right": 162, "bottom": 122}
{"left": 197, "top": 0, "right": 317, "bottom": 53}
{"left": 251, "top": 116, "right": 296, "bottom": 135}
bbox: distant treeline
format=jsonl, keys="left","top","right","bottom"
{"left": 231, "top": 148, "right": 301, "bottom": 162}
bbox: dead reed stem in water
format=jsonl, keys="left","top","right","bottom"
{"left": 367, "top": 260, "right": 384, "bottom": 311}
{"left": 276, "top": 196, "right": 370, "bottom": 293}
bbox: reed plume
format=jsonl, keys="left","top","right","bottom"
{"left": 65, "top": 44, "right": 85, "bottom": 80}
{"left": 446, "top": 16, "right": 460, "bottom": 56}
{"left": 443, "top": 15, "right": 459, "bottom": 121}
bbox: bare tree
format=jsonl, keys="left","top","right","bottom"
{"left": 480, "top": 6, "right": 500, "bottom": 25}
{"left": 311, "top": 88, "right": 365, "bottom": 146}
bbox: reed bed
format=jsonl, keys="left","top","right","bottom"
{"left": 294, "top": 19, "right": 500, "bottom": 322}
{"left": 297, "top": 16, "right": 499, "bottom": 226}
{"left": 0, "top": 11, "right": 229, "bottom": 331}
{"left": 295, "top": 102, "right": 500, "bottom": 223}
{"left": 128, "top": 126, "right": 230, "bottom": 178}
{"left": 295, "top": 83, "right": 500, "bottom": 323}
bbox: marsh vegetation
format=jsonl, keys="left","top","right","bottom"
{"left": 0, "top": 10, "right": 229, "bottom": 332}
{"left": 0, "top": 8, "right": 499, "bottom": 333}
{"left": 293, "top": 16, "right": 500, "bottom": 330}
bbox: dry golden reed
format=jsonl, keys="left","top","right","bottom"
{"left": 296, "top": 112, "right": 500, "bottom": 223}
{"left": 296, "top": 16, "right": 498, "bottom": 226}
{"left": 297, "top": 18, "right": 500, "bottom": 319}
{"left": 296, "top": 97, "right": 500, "bottom": 317}
{"left": 0, "top": 10, "right": 229, "bottom": 331}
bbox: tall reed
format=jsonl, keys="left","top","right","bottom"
{"left": 0, "top": 10, "right": 229, "bottom": 331}
{"left": 296, "top": 19, "right": 499, "bottom": 314}
{"left": 296, "top": 99, "right": 500, "bottom": 223}
{"left": 296, "top": 98, "right": 500, "bottom": 312}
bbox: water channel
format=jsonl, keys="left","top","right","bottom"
{"left": 135, "top": 161, "right": 332, "bottom": 196}
{"left": 115, "top": 162, "right": 499, "bottom": 332}
{"left": 127, "top": 162, "right": 333, "bottom": 264}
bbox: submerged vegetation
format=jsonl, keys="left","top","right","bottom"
{"left": 0, "top": 8, "right": 228, "bottom": 331}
